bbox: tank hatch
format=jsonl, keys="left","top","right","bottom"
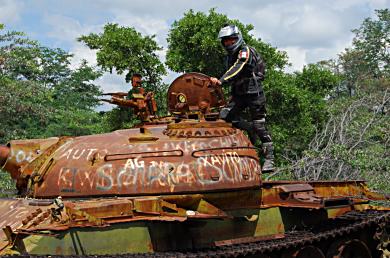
{"left": 167, "top": 72, "right": 225, "bottom": 119}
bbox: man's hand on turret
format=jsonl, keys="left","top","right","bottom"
{"left": 210, "top": 77, "right": 222, "bottom": 86}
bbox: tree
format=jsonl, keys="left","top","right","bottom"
{"left": 78, "top": 23, "right": 166, "bottom": 87}
{"left": 0, "top": 25, "right": 104, "bottom": 143}
{"left": 166, "top": 9, "right": 288, "bottom": 77}
{"left": 0, "top": 77, "right": 51, "bottom": 141}
{"left": 352, "top": 9, "right": 390, "bottom": 78}
{"left": 51, "top": 60, "right": 102, "bottom": 110}
{"left": 295, "top": 64, "right": 341, "bottom": 95}
{"left": 337, "top": 9, "right": 390, "bottom": 95}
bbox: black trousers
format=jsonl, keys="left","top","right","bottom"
{"left": 224, "top": 92, "right": 272, "bottom": 144}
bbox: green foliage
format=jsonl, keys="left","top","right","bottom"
{"left": 100, "top": 107, "right": 135, "bottom": 131}
{"left": 295, "top": 64, "right": 341, "bottom": 95}
{"left": 337, "top": 9, "right": 390, "bottom": 96}
{"left": 0, "top": 171, "right": 15, "bottom": 197}
{"left": 78, "top": 23, "right": 166, "bottom": 86}
{"left": 166, "top": 9, "right": 289, "bottom": 77}
{"left": 352, "top": 9, "right": 390, "bottom": 78}
{"left": 0, "top": 78, "right": 51, "bottom": 141}
{"left": 51, "top": 60, "right": 103, "bottom": 110}
{"left": 152, "top": 83, "right": 169, "bottom": 116}
{"left": 0, "top": 25, "right": 104, "bottom": 143}
{"left": 264, "top": 69, "right": 333, "bottom": 160}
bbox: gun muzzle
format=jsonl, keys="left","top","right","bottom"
{"left": 0, "top": 145, "right": 10, "bottom": 168}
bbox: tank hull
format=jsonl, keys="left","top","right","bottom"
{"left": 1, "top": 181, "right": 388, "bottom": 256}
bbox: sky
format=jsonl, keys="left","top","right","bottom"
{"left": 1, "top": 0, "right": 389, "bottom": 106}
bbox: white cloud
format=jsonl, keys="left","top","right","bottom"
{"left": 291, "top": 5, "right": 344, "bottom": 46}
{"left": 0, "top": 0, "right": 23, "bottom": 24}
{"left": 98, "top": 0, "right": 205, "bottom": 20}
{"left": 305, "top": 36, "right": 354, "bottom": 64}
{"left": 69, "top": 42, "right": 98, "bottom": 69}
{"left": 281, "top": 46, "right": 307, "bottom": 73}
{"left": 113, "top": 14, "right": 169, "bottom": 37}
{"left": 96, "top": 71, "right": 129, "bottom": 93}
{"left": 334, "top": 0, "right": 390, "bottom": 10}
{"left": 369, "top": 0, "right": 390, "bottom": 8}
{"left": 43, "top": 13, "right": 102, "bottom": 44}
{"left": 247, "top": 2, "right": 347, "bottom": 49}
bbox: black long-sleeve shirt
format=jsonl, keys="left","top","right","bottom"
{"left": 219, "top": 46, "right": 251, "bottom": 84}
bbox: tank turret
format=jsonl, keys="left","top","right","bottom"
{"left": 1, "top": 121, "right": 259, "bottom": 198}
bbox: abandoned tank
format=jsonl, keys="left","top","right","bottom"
{"left": 0, "top": 73, "right": 389, "bottom": 257}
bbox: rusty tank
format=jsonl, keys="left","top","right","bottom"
{"left": 0, "top": 73, "right": 389, "bottom": 257}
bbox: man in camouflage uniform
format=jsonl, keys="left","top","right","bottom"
{"left": 210, "top": 24, "right": 274, "bottom": 172}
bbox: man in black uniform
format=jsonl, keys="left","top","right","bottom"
{"left": 210, "top": 24, "right": 274, "bottom": 172}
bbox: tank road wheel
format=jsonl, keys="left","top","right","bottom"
{"left": 326, "top": 239, "right": 372, "bottom": 258}
{"left": 376, "top": 222, "right": 390, "bottom": 257}
{"left": 281, "top": 245, "right": 325, "bottom": 258}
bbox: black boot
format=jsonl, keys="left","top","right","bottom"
{"left": 262, "top": 142, "right": 274, "bottom": 172}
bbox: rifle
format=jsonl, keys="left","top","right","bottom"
{"left": 101, "top": 92, "right": 128, "bottom": 98}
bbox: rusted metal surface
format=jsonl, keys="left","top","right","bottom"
{"left": 168, "top": 73, "right": 225, "bottom": 116}
{"left": 277, "top": 183, "right": 313, "bottom": 192}
{"left": 1, "top": 120, "right": 261, "bottom": 198}
{"left": 164, "top": 121, "right": 237, "bottom": 138}
{"left": 0, "top": 145, "right": 9, "bottom": 167}
{"left": 0, "top": 185, "right": 386, "bottom": 253}
{"left": 259, "top": 180, "right": 390, "bottom": 210}
{"left": 2, "top": 137, "right": 60, "bottom": 180}
{"left": 0, "top": 198, "right": 43, "bottom": 252}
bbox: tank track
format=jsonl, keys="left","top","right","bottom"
{"left": 154, "top": 210, "right": 390, "bottom": 258}
{"left": 10, "top": 210, "right": 390, "bottom": 258}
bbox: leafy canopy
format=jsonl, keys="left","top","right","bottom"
{"left": 78, "top": 23, "right": 166, "bottom": 86}
{"left": 166, "top": 9, "right": 289, "bottom": 77}
{"left": 0, "top": 25, "right": 103, "bottom": 143}
{"left": 352, "top": 9, "right": 390, "bottom": 78}
{"left": 336, "top": 8, "right": 390, "bottom": 95}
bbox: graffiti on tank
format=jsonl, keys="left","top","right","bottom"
{"left": 56, "top": 134, "right": 247, "bottom": 162}
{"left": 53, "top": 133, "right": 259, "bottom": 193}
{"left": 0, "top": 202, "right": 30, "bottom": 230}
{"left": 56, "top": 150, "right": 260, "bottom": 193}
{"left": 58, "top": 148, "right": 101, "bottom": 161}
{"left": 9, "top": 149, "right": 35, "bottom": 164}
